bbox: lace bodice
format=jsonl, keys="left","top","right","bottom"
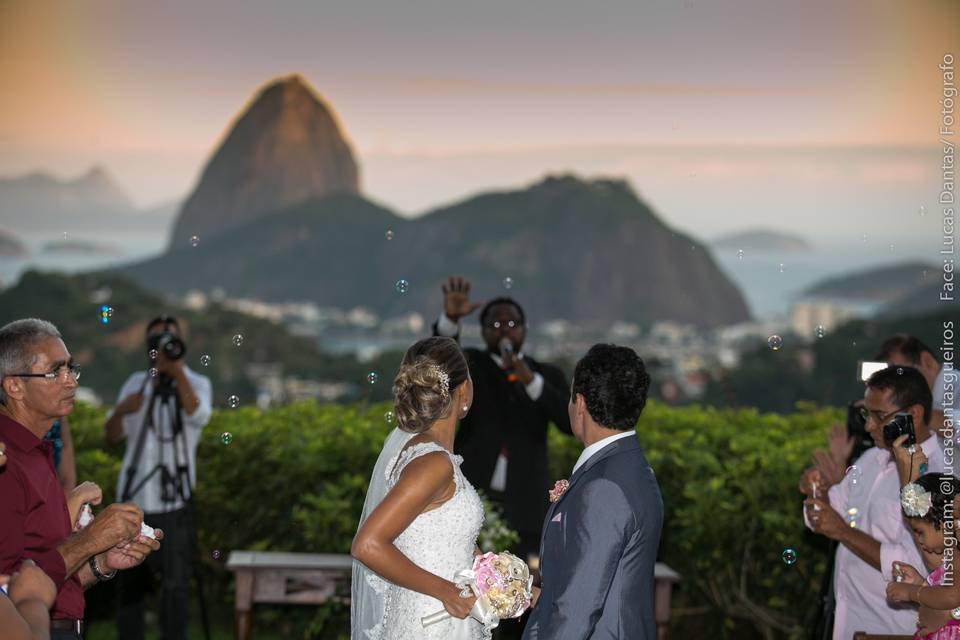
{"left": 364, "top": 439, "right": 486, "bottom": 640}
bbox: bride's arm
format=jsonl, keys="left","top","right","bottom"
{"left": 352, "top": 452, "right": 475, "bottom": 619}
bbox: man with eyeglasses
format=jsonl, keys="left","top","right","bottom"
{"left": 433, "top": 277, "right": 573, "bottom": 577}
{"left": 0, "top": 318, "right": 162, "bottom": 640}
{"left": 799, "top": 366, "right": 941, "bottom": 640}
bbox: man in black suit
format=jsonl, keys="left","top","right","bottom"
{"left": 433, "top": 276, "right": 573, "bottom": 565}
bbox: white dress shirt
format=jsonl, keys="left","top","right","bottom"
{"left": 109, "top": 367, "right": 213, "bottom": 514}
{"left": 572, "top": 430, "right": 637, "bottom": 475}
{"left": 803, "top": 434, "right": 944, "bottom": 639}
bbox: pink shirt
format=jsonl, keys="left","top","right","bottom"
{"left": 804, "top": 435, "right": 943, "bottom": 640}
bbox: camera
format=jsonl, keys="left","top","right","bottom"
{"left": 883, "top": 413, "right": 917, "bottom": 448}
{"left": 148, "top": 331, "right": 186, "bottom": 361}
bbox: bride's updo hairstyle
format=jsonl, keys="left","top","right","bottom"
{"left": 393, "top": 337, "right": 469, "bottom": 434}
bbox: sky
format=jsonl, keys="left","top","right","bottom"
{"left": 0, "top": 0, "right": 957, "bottom": 246}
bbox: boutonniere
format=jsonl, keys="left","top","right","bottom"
{"left": 549, "top": 479, "right": 570, "bottom": 503}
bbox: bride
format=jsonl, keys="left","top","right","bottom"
{"left": 351, "top": 336, "right": 486, "bottom": 639}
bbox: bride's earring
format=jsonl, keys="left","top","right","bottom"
{"left": 460, "top": 404, "right": 469, "bottom": 418}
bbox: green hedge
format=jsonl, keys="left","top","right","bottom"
{"left": 70, "top": 400, "right": 838, "bottom": 639}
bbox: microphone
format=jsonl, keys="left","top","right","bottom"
{"left": 499, "top": 339, "right": 519, "bottom": 382}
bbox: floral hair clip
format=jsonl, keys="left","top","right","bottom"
{"left": 431, "top": 365, "right": 450, "bottom": 400}
{"left": 901, "top": 482, "right": 933, "bottom": 518}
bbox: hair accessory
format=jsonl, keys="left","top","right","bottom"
{"left": 901, "top": 482, "right": 933, "bottom": 517}
{"left": 431, "top": 365, "right": 450, "bottom": 400}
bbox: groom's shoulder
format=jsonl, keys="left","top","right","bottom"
{"left": 586, "top": 443, "right": 661, "bottom": 501}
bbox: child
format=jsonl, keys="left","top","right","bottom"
{"left": 887, "top": 473, "right": 960, "bottom": 639}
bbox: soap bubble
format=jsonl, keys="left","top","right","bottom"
{"left": 897, "top": 367, "right": 904, "bottom": 375}
{"left": 920, "top": 205, "right": 927, "bottom": 217}
{"left": 846, "top": 465, "right": 862, "bottom": 485}
{"left": 737, "top": 249, "right": 744, "bottom": 260}
{"left": 767, "top": 335, "right": 783, "bottom": 351}
{"left": 815, "top": 325, "right": 826, "bottom": 339}
{"left": 149, "top": 349, "right": 158, "bottom": 360}
{"left": 778, "top": 263, "right": 785, "bottom": 273}
{"left": 232, "top": 334, "right": 243, "bottom": 347}
{"left": 384, "top": 410, "right": 395, "bottom": 424}
{"left": 190, "top": 235, "right": 200, "bottom": 247}
{"left": 200, "top": 354, "right": 211, "bottom": 367}
{"left": 385, "top": 228, "right": 394, "bottom": 241}
{"left": 220, "top": 432, "right": 233, "bottom": 445}
{"left": 149, "top": 367, "right": 158, "bottom": 377}
{"left": 228, "top": 395, "right": 240, "bottom": 409}
{"left": 846, "top": 507, "right": 860, "bottom": 528}
{"left": 212, "top": 549, "right": 222, "bottom": 560}
{"left": 99, "top": 305, "right": 114, "bottom": 325}
{"left": 503, "top": 277, "right": 513, "bottom": 289}
{"left": 395, "top": 279, "right": 409, "bottom": 294}
{"left": 367, "top": 372, "right": 379, "bottom": 385}
{"left": 782, "top": 548, "right": 797, "bottom": 565}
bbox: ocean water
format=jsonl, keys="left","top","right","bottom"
{"left": 711, "top": 241, "right": 937, "bottom": 321}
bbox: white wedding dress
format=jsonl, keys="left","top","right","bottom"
{"left": 354, "top": 433, "right": 487, "bottom": 640}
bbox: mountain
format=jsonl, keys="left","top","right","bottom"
{"left": 111, "top": 174, "right": 751, "bottom": 329}
{"left": 801, "top": 261, "right": 936, "bottom": 303}
{"left": 168, "top": 74, "right": 360, "bottom": 250}
{"left": 711, "top": 229, "right": 812, "bottom": 252}
{"left": 0, "top": 230, "right": 28, "bottom": 257}
{"left": 0, "top": 166, "right": 176, "bottom": 234}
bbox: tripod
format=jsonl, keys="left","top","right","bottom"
{"left": 122, "top": 374, "right": 211, "bottom": 640}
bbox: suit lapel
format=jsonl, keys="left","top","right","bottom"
{"left": 538, "top": 434, "right": 640, "bottom": 559}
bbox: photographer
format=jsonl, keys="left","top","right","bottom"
{"left": 104, "top": 316, "right": 211, "bottom": 640}
{"left": 799, "top": 366, "right": 941, "bottom": 639}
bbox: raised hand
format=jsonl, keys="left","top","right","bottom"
{"left": 891, "top": 561, "right": 925, "bottom": 586}
{"left": 442, "top": 277, "right": 483, "bottom": 322}
{"left": 828, "top": 422, "right": 855, "bottom": 466}
{"left": 799, "top": 467, "right": 824, "bottom": 496}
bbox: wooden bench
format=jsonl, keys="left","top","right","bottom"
{"left": 226, "top": 551, "right": 681, "bottom": 639}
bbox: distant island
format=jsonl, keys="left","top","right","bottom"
{"left": 711, "top": 229, "right": 813, "bottom": 252}
{"left": 0, "top": 230, "right": 28, "bottom": 257}
{"left": 42, "top": 240, "right": 119, "bottom": 255}
{"left": 802, "top": 260, "right": 937, "bottom": 303}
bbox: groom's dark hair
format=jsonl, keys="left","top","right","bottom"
{"left": 572, "top": 344, "right": 650, "bottom": 431}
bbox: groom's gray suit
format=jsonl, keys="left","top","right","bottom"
{"left": 522, "top": 434, "right": 663, "bottom": 640}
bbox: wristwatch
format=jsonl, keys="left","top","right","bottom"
{"left": 89, "top": 554, "right": 117, "bottom": 582}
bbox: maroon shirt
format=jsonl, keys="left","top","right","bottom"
{"left": 0, "top": 413, "right": 84, "bottom": 620}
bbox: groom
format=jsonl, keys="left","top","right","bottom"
{"left": 523, "top": 344, "right": 663, "bottom": 640}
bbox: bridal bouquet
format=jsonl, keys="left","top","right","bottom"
{"left": 422, "top": 551, "right": 533, "bottom": 630}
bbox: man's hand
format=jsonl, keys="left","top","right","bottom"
{"left": 804, "top": 498, "right": 848, "bottom": 540}
{"left": 154, "top": 351, "right": 183, "bottom": 378}
{"left": 101, "top": 529, "right": 163, "bottom": 572}
{"left": 442, "top": 276, "right": 483, "bottom": 322}
{"left": 83, "top": 503, "right": 143, "bottom": 552}
{"left": 115, "top": 392, "right": 144, "bottom": 416}
{"left": 6, "top": 560, "right": 57, "bottom": 610}
{"left": 501, "top": 350, "right": 535, "bottom": 385}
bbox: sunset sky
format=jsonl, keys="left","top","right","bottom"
{"left": 0, "top": 0, "right": 956, "bottom": 246}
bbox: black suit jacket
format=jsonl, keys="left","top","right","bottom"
{"left": 436, "top": 329, "right": 572, "bottom": 533}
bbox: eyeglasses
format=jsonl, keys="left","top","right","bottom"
{"left": 485, "top": 320, "right": 519, "bottom": 330}
{"left": 11, "top": 363, "right": 82, "bottom": 383}
{"left": 859, "top": 406, "right": 905, "bottom": 424}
